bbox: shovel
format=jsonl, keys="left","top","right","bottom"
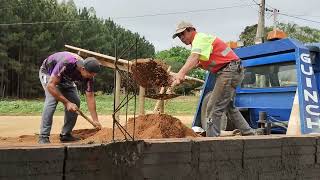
{"left": 76, "top": 109, "right": 101, "bottom": 130}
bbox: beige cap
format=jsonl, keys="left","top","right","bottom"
{"left": 172, "top": 21, "right": 194, "bottom": 39}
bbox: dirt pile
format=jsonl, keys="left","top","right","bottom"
{"left": 83, "top": 114, "right": 199, "bottom": 143}
{"left": 0, "top": 114, "right": 199, "bottom": 145}
{"left": 131, "top": 59, "right": 172, "bottom": 88}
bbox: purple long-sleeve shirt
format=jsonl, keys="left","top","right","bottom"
{"left": 40, "top": 52, "right": 94, "bottom": 92}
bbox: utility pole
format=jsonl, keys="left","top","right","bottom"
{"left": 255, "top": 0, "right": 266, "bottom": 44}
{"left": 266, "top": 8, "right": 280, "bottom": 30}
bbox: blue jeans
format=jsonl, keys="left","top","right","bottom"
{"left": 206, "top": 61, "right": 254, "bottom": 137}
{"left": 39, "top": 71, "right": 80, "bottom": 137}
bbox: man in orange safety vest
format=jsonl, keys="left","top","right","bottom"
{"left": 172, "top": 21, "right": 259, "bottom": 137}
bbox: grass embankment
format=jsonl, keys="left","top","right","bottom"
{"left": 0, "top": 95, "right": 199, "bottom": 116}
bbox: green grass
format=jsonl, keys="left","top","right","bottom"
{"left": 0, "top": 95, "right": 199, "bottom": 116}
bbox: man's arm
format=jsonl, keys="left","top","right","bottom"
{"left": 172, "top": 53, "right": 200, "bottom": 86}
{"left": 47, "top": 75, "right": 78, "bottom": 112}
{"left": 85, "top": 91, "right": 102, "bottom": 129}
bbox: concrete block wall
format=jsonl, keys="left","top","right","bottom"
{"left": 0, "top": 136, "right": 319, "bottom": 180}
{"left": 142, "top": 139, "right": 194, "bottom": 180}
{"left": 0, "top": 145, "right": 64, "bottom": 180}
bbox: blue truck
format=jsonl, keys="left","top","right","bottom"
{"left": 193, "top": 38, "right": 320, "bottom": 134}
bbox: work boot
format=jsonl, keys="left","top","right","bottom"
{"left": 242, "top": 128, "right": 265, "bottom": 136}
{"left": 38, "top": 136, "right": 50, "bottom": 144}
{"left": 254, "top": 128, "right": 265, "bottom": 135}
{"left": 60, "top": 134, "right": 80, "bottom": 142}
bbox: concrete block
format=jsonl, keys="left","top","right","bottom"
{"left": 243, "top": 137, "right": 282, "bottom": 158}
{"left": 282, "top": 137, "right": 317, "bottom": 168}
{"left": 143, "top": 152, "right": 191, "bottom": 165}
{"left": 65, "top": 144, "right": 108, "bottom": 173}
{"left": 144, "top": 139, "right": 192, "bottom": 153}
{"left": 196, "top": 138, "right": 243, "bottom": 162}
{"left": 0, "top": 162, "right": 64, "bottom": 177}
{"left": 0, "top": 145, "right": 64, "bottom": 178}
{"left": 244, "top": 158, "right": 282, "bottom": 172}
{"left": 243, "top": 136, "right": 282, "bottom": 149}
{"left": 282, "top": 136, "right": 317, "bottom": 146}
{"left": 0, "top": 145, "right": 65, "bottom": 162}
{"left": 190, "top": 141, "right": 200, "bottom": 178}
{"left": 0, "top": 175, "right": 62, "bottom": 180}
{"left": 297, "top": 166, "right": 320, "bottom": 179}
{"left": 258, "top": 170, "right": 297, "bottom": 180}
{"left": 282, "top": 146, "right": 316, "bottom": 156}
{"left": 217, "top": 169, "right": 258, "bottom": 180}
{"left": 199, "top": 161, "right": 212, "bottom": 175}
{"left": 65, "top": 141, "right": 144, "bottom": 180}
{"left": 238, "top": 171, "right": 259, "bottom": 180}
{"left": 198, "top": 159, "right": 243, "bottom": 178}
{"left": 282, "top": 154, "right": 315, "bottom": 168}
{"left": 317, "top": 137, "right": 320, "bottom": 165}
{"left": 142, "top": 164, "right": 193, "bottom": 180}
{"left": 243, "top": 137, "right": 282, "bottom": 172}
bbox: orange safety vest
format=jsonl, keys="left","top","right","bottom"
{"left": 191, "top": 33, "right": 239, "bottom": 73}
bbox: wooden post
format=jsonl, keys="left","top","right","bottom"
{"left": 115, "top": 71, "right": 121, "bottom": 120}
{"left": 139, "top": 86, "right": 145, "bottom": 115}
{"left": 153, "top": 66, "right": 171, "bottom": 114}
{"left": 159, "top": 100, "right": 164, "bottom": 114}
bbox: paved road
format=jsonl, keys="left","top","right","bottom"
{"left": 0, "top": 115, "right": 194, "bottom": 137}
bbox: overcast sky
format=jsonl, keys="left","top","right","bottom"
{"left": 72, "top": 0, "right": 320, "bottom": 51}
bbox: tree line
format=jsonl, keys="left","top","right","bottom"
{"left": 0, "top": 0, "right": 155, "bottom": 98}
{"left": 1, "top": 0, "right": 320, "bottom": 98}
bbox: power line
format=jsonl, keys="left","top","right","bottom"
{"left": 0, "top": 4, "right": 255, "bottom": 26}
{"left": 251, "top": 0, "right": 260, "bottom": 5}
{"left": 0, "top": 19, "right": 91, "bottom": 26}
{"left": 281, "top": 13, "right": 320, "bottom": 18}
{"left": 113, "top": 4, "right": 255, "bottom": 19}
{"left": 278, "top": 13, "right": 320, "bottom": 24}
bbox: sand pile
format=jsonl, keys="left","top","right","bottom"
{"left": 131, "top": 59, "right": 172, "bottom": 88}
{"left": 83, "top": 114, "right": 199, "bottom": 143}
{"left": 0, "top": 114, "right": 199, "bottom": 145}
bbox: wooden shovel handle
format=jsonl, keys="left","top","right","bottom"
{"left": 76, "top": 109, "right": 99, "bottom": 129}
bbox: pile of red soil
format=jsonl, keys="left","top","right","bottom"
{"left": 131, "top": 59, "right": 172, "bottom": 88}
{"left": 83, "top": 114, "right": 199, "bottom": 143}
{"left": 0, "top": 114, "right": 199, "bottom": 145}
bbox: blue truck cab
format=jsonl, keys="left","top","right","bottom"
{"left": 193, "top": 38, "right": 320, "bottom": 134}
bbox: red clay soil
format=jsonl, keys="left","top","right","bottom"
{"left": 131, "top": 59, "right": 172, "bottom": 88}
{"left": 0, "top": 114, "right": 199, "bottom": 146}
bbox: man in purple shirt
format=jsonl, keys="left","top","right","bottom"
{"left": 38, "top": 51, "right": 102, "bottom": 144}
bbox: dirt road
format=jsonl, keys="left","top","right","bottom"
{"left": 0, "top": 115, "right": 193, "bottom": 137}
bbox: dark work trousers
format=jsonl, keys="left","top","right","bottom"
{"left": 205, "top": 61, "right": 254, "bottom": 137}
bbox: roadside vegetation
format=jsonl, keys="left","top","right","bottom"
{"left": 0, "top": 95, "right": 199, "bottom": 116}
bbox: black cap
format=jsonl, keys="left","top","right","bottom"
{"left": 82, "top": 57, "right": 101, "bottom": 73}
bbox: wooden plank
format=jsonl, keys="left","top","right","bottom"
{"left": 65, "top": 45, "right": 131, "bottom": 72}
{"left": 114, "top": 71, "right": 121, "bottom": 121}
{"left": 139, "top": 86, "right": 145, "bottom": 115}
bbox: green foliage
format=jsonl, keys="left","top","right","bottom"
{"left": 0, "top": 0, "right": 155, "bottom": 98}
{"left": 155, "top": 46, "right": 205, "bottom": 95}
{"left": 0, "top": 95, "right": 199, "bottom": 115}
{"left": 155, "top": 46, "right": 206, "bottom": 79}
{"left": 239, "top": 23, "right": 320, "bottom": 46}
{"left": 277, "top": 23, "right": 320, "bottom": 43}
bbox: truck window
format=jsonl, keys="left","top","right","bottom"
{"left": 241, "top": 62, "right": 297, "bottom": 88}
